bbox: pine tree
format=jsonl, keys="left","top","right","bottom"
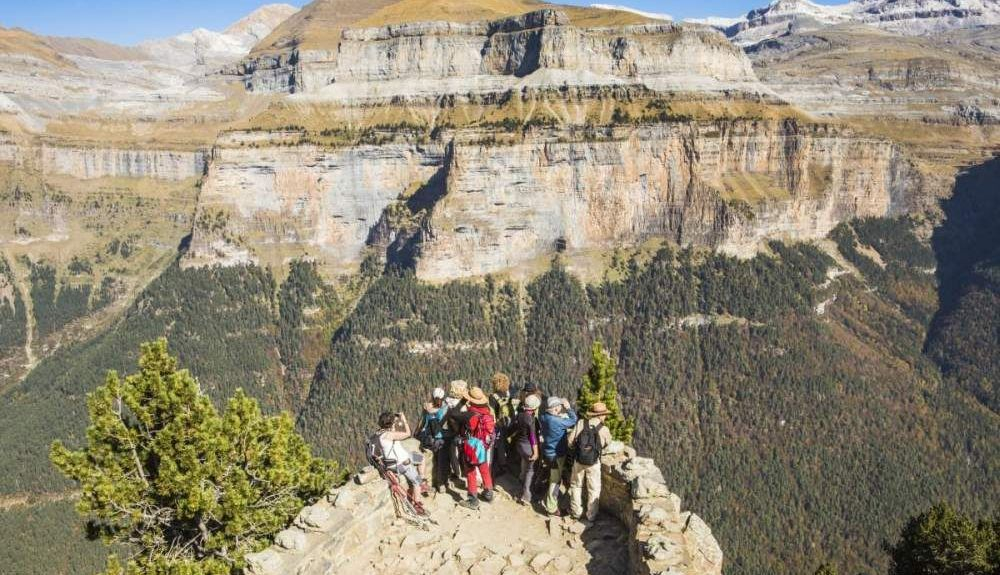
{"left": 50, "top": 339, "right": 339, "bottom": 575}
{"left": 578, "top": 341, "right": 635, "bottom": 443}
{"left": 888, "top": 503, "right": 999, "bottom": 575}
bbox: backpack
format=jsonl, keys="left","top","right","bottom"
{"left": 461, "top": 411, "right": 495, "bottom": 466}
{"left": 417, "top": 409, "right": 446, "bottom": 452}
{"left": 364, "top": 431, "right": 389, "bottom": 470}
{"left": 492, "top": 393, "right": 513, "bottom": 426}
{"left": 573, "top": 420, "right": 603, "bottom": 466}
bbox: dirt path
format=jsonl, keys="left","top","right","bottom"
{"left": 337, "top": 474, "right": 629, "bottom": 575}
{"left": 0, "top": 491, "right": 77, "bottom": 511}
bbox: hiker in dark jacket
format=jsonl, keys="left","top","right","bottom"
{"left": 510, "top": 393, "right": 541, "bottom": 504}
{"left": 444, "top": 380, "right": 469, "bottom": 480}
{"left": 488, "top": 372, "right": 514, "bottom": 474}
{"left": 448, "top": 387, "right": 496, "bottom": 509}
{"left": 539, "top": 396, "right": 577, "bottom": 515}
{"left": 416, "top": 387, "right": 449, "bottom": 493}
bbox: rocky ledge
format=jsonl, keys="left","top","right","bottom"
{"left": 246, "top": 443, "right": 722, "bottom": 575}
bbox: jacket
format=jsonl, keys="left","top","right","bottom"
{"left": 539, "top": 409, "right": 578, "bottom": 460}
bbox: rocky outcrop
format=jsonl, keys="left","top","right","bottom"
{"left": 0, "top": 136, "right": 207, "bottom": 181}
{"left": 241, "top": 9, "right": 759, "bottom": 98}
{"left": 245, "top": 444, "right": 722, "bottom": 575}
{"left": 189, "top": 120, "right": 916, "bottom": 281}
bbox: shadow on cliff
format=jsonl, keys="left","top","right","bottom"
{"left": 925, "top": 154, "right": 1000, "bottom": 412}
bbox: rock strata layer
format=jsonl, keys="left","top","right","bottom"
{"left": 237, "top": 9, "right": 759, "bottom": 98}
{"left": 188, "top": 120, "right": 915, "bottom": 280}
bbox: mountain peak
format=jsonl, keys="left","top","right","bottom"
{"left": 224, "top": 3, "right": 300, "bottom": 38}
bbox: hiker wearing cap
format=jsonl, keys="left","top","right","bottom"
{"left": 510, "top": 392, "right": 541, "bottom": 504}
{"left": 517, "top": 382, "right": 544, "bottom": 414}
{"left": 447, "top": 387, "right": 496, "bottom": 509}
{"left": 416, "top": 387, "right": 449, "bottom": 493}
{"left": 489, "top": 372, "right": 514, "bottom": 474}
{"left": 539, "top": 396, "right": 578, "bottom": 516}
{"left": 376, "top": 411, "right": 429, "bottom": 499}
{"left": 567, "top": 402, "right": 613, "bottom": 522}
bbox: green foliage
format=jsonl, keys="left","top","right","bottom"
{"left": 888, "top": 504, "right": 999, "bottom": 575}
{"left": 0, "top": 255, "right": 28, "bottom": 353}
{"left": 578, "top": 341, "right": 634, "bottom": 443}
{"left": 29, "top": 261, "right": 92, "bottom": 338}
{"left": 50, "top": 339, "right": 337, "bottom": 575}
{"left": 278, "top": 260, "right": 326, "bottom": 377}
{"left": 813, "top": 564, "right": 838, "bottom": 575}
{"left": 0, "top": 499, "right": 108, "bottom": 575}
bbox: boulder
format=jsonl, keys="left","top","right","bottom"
{"left": 275, "top": 528, "right": 307, "bottom": 551}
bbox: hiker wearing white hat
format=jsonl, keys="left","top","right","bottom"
{"left": 510, "top": 389, "right": 542, "bottom": 504}
{"left": 539, "top": 396, "right": 577, "bottom": 516}
{"left": 417, "top": 387, "right": 450, "bottom": 493}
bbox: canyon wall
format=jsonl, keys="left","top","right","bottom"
{"left": 189, "top": 121, "right": 915, "bottom": 281}
{"left": 0, "top": 134, "right": 207, "bottom": 181}
{"left": 239, "top": 9, "right": 758, "bottom": 98}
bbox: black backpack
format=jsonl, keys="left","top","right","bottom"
{"left": 574, "top": 420, "right": 604, "bottom": 466}
{"left": 365, "top": 431, "right": 393, "bottom": 470}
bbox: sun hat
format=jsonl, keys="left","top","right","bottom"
{"left": 449, "top": 380, "right": 469, "bottom": 399}
{"left": 432, "top": 387, "right": 446, "bottom": 400}
{"left": 524, "top": 394, "right": 541, "bottom": 411}
{"left": 587, "top": 402, "right": 612, "bottom": 418}
{"left": 465, "top": 386, "right": 490, "bottom": 406}
{"left": 546, "top": 396, "right": 563, "bottom": 411}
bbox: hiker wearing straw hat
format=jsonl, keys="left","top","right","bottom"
{"left": 449, "top": 387, "right": 496, "bottom": 509}
{"left": 567, "top": 402, "right": 613, "bottom": 523}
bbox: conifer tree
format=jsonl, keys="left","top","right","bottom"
{"left": 578, "top": 341, "right": 635, "bottom": 443}
{"left": 50, "top": 339, "right": 338, "bottom": 575}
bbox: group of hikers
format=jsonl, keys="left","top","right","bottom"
{"left": 371, "top": 373, "right": 613, "bottom": 523}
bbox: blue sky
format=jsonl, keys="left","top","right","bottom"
{"left": 0, "top": 0, "right": 817, "bottom": 46}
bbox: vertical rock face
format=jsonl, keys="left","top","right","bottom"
{"left": 189, "top": 120, "right": 915, "bottom": 281}
{"left": 0, "top": 136, "right": 207, "bottom": 181}
{"left": 185, "top": 143, "right": 446, "bottom": 271}
{"left": 242, "top": 9, "right": 758, "bottom": 96}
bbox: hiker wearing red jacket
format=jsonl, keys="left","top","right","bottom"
{"left": 448, "top": 386, "right": 496, "bottom": 510}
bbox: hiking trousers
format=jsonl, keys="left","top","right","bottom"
{"left": 466, "top": 461, "right": 493, "bottom": 496}
{"left": 569, "top": 461, "right": 602, "bottom": 521}
{"left": 519, "top": 455, "right": 536, "bottom": 502}
{"left": 543, "top": 456, "right": 566, "bottom": 514}
{"left": 429, "top": 447, "right": 450, "bottom": 488}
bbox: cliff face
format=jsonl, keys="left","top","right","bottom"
{"left": 241, "top": 10, "right": 758, "bottom": 97}
{"left": 0, "top": 135, "right": 207, "bottom": 180}
{"left": 188, "top": 120, "right": 915, "bottom": 281}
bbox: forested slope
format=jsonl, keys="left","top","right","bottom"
{"left": 0, "top": 210, "right": 996, "bottom": 574}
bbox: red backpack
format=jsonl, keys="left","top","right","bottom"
{"left": 462, "top": 411, "right": 495, "bottom": 465}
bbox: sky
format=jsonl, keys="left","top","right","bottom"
{"left": 0, "top": 0, "right": 832, "bottom": 46}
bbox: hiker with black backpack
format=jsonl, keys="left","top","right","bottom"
{"left": 488, "top": 372, "right": 514, "bottom": 475}
{"left": 416, "top": 387, "right": 449, "bottom": 494}
{"left": 567, "top": 402, "right": 613, "bottom": 523}
{"left": 447, "top": 387, "right": 496, "bottom": 509}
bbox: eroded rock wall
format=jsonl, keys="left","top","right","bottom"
{"left": 189, "top": 121, "right": 916, "bottom": 280}
{"left": 0, "top": 135, "right": 207, "bottom": 181}
{"left": 240, "top": 9, "right": 758, "bottom": 98}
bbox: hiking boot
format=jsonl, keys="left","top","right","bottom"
{"left": 458, "top": 496, "right": 480, "bottom": 510}
{"left": 419, "top": 481, "right": 430, "bottom": 497}
{"left": 436, "top": 484, "right": 447, "bottom": 494}
{"left": 479, "top": 489, "right": 495, "bottom": 503}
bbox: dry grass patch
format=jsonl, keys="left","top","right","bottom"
{"left": 718, "top": 173, "right": 791, "bottom": 204}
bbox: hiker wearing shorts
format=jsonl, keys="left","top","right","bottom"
{"left": 377, "top": 411, "right": 429, "bottom": 499}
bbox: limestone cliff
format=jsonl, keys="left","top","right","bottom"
{"left": 238, "top": 9, "right": 759, "bottom": 97}
{"left": 187, "top": 119, "right": 916, "bottom": 281}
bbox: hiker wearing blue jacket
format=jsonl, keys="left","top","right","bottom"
{"left": 539, "top": 396, "right": 577, "bottom": 516}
